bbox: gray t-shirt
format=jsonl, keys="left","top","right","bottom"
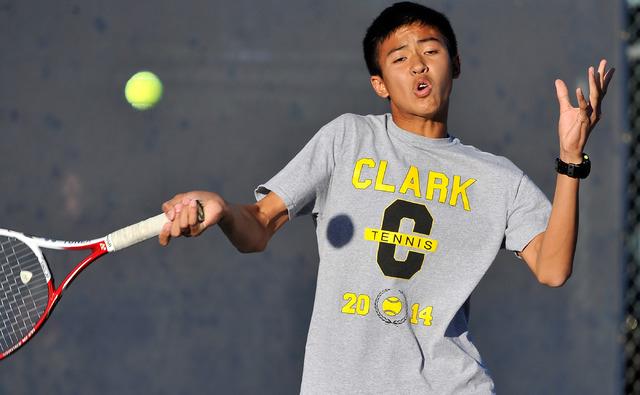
{"left": 256, "top": 113, "right": 551, "bottom": 394}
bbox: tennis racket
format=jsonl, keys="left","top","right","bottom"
{"left": 0, "top": 201, "right": 204, "bottom": 360}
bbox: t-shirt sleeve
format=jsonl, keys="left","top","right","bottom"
{"left": 255, "top": 118, "right": 342, "bottom": 219}
{"left": 503, "top": 174, "right": 552, "bottom": 253}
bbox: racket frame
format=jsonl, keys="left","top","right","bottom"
{"left": 1, "top": 201, "right": 203, "bottom": 360}
{"left": 1, "top": 230, "right": 117, "bottom": 360}
{"left": 0, "top": 213, "right": 171, "bottom": 360}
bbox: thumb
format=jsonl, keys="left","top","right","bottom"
{"left": 158, "top": 221, "right": 173, "bottom": 246}
{"left": 555, "top": 79, "right": 572, "bottom": 113}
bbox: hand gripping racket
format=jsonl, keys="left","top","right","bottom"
{"left": 0, "top": 201, "right": 204, "bottom": 360}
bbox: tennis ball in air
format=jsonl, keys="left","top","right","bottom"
{"left": 125, "top": 71, "right": 163, "bottom": 110}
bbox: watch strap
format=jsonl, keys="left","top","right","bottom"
{"left": 555, "top": 153, "right": 591, "bottom": 179}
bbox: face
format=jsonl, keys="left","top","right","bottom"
{"left": 370, "top": 23, "right": 461, "bottom": 134}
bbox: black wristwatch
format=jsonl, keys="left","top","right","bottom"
{"left": 555, "top": 153, "right": 591, "bottom": 179}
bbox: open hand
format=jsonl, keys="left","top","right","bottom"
{"left": 555, "top": 59, "right": 615, "bottom": 163}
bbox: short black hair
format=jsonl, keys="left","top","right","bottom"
{"left": 363, "top": 2, "right": 458, "bottom": 77}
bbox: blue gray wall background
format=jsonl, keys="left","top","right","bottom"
{"left": 0, "top": 1, "right": 626, "bottom": 394}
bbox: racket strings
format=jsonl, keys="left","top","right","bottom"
{"left": 0, "top": 236, "right": 49, "bottom": 353}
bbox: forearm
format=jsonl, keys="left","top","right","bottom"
{"left": 218, "top": 202, "right": 277, "bottom": 253}
{"left": 528, "top": 174, "right": 580, "bottom": 286}
{"left": 160, "top": 191, "right": 289, "bottom": 251}
{"left": 217, "top": 191, "right": 289, "bottom": 253}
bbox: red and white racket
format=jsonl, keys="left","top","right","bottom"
{"left": 0, "top": 201, "right": 204, "bottom": 360}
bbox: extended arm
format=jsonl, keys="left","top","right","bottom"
{"left": 519, "top": 60, "right": 614, "bottom": 287}
{"left": 159, "top": 191, "right": 289, "bottom": 253}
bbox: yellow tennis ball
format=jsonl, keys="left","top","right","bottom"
{"left": 382, "top": 297, "right": 402, "bottom": 317}
{"left": 125, "top": 71, "right": 163, "bottom": 110}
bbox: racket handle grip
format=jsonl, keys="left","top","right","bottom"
{"left": 106, "top": 213, "right": 169, "bottom": 251}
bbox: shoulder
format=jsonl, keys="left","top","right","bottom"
{"left": 322, "top": 113, "right": 387, "bottom": 131}
{"left": 451, "top": 139, "right": 525, "bottom": 178}
{"left": 316, "top": 113, "right": 388, "bottom": 145}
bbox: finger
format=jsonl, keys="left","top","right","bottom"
{"left": 162, "top": 194, "right": 186, "bottom": 221}
{"left": 596, "top": 60, "right": 616, "bottom": 95}
{"left": 597, "top": 60, "right": 607, "bottom": 86}
{"left": 588, "top": 66, "right": 599, "bottom": 105}
{"left": 555, "top": 79, "right": 572, "bottom": 112}
{"left": 170, "top": 219, "right": 184, "bottom": 238}
{"left": 162, "top": 205, "right": 176, "bottom": 221}
{"left": 576, "top": 87, "right": 589, "bottom": 112}
{"left": 602, "top": 66, "right": 615, "bottom": 94}
{"left": 181, "top": 200, "right": 198, "bottom": 237}
{"left": 177, "top": 198, "right": 203, "bottom": 237}
{"left": 174, "top": 201, "right": 184, "bottom": 218}
{"left": 575, "top": 87, "right": 593, "bottom": 129}
{"left": 597, "top": 59, "right": 610, "bottom": 89}
{"left": 590, "top": 60, "right": 615, "bottom": 123}
{"left": 159, "top": 222, "right": 173, "bottom": 246}
{"left": 171, "top": 208, "right": 186, "bottom": 238}
{"left": 179, "top": 200, "right": 191, "bottom": 231}
{"left": 586, "top": 67, "right": 602, "bottom": 123}
{"left": 177, "top": 200, "right": 205, "bottom": 237}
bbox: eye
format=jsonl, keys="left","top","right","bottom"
{"left": 425, "top": 50, "right": 438, "bottom": 55}
{"left": 393, "top": 57, "right": 406, "bottom": 63}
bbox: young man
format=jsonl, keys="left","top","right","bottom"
{"left": 159, "top": 2, "right": 614, "bottom": 393}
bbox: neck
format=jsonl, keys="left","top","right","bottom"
{"left": 391, "top": 114, "right": 449, "bottom": 139}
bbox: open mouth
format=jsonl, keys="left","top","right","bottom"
{"left": 414, "top": 80, "right": 431, "bottom": 96}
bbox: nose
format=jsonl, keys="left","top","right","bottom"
{"left": 411, "top": 60, "right": 428, "bottom": 75}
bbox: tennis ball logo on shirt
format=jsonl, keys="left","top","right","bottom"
{"left": 382, "top": 297, "right": 403, "bottom": 316}
{"left": 374, "top": 289, "right": 408, "bottom": 325}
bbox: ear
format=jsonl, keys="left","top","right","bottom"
{"left": 452, "top": 54, "right": 461, "bottom": 79}
{"left": 370, "top": 75, "right": 389, "bottom": 98}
